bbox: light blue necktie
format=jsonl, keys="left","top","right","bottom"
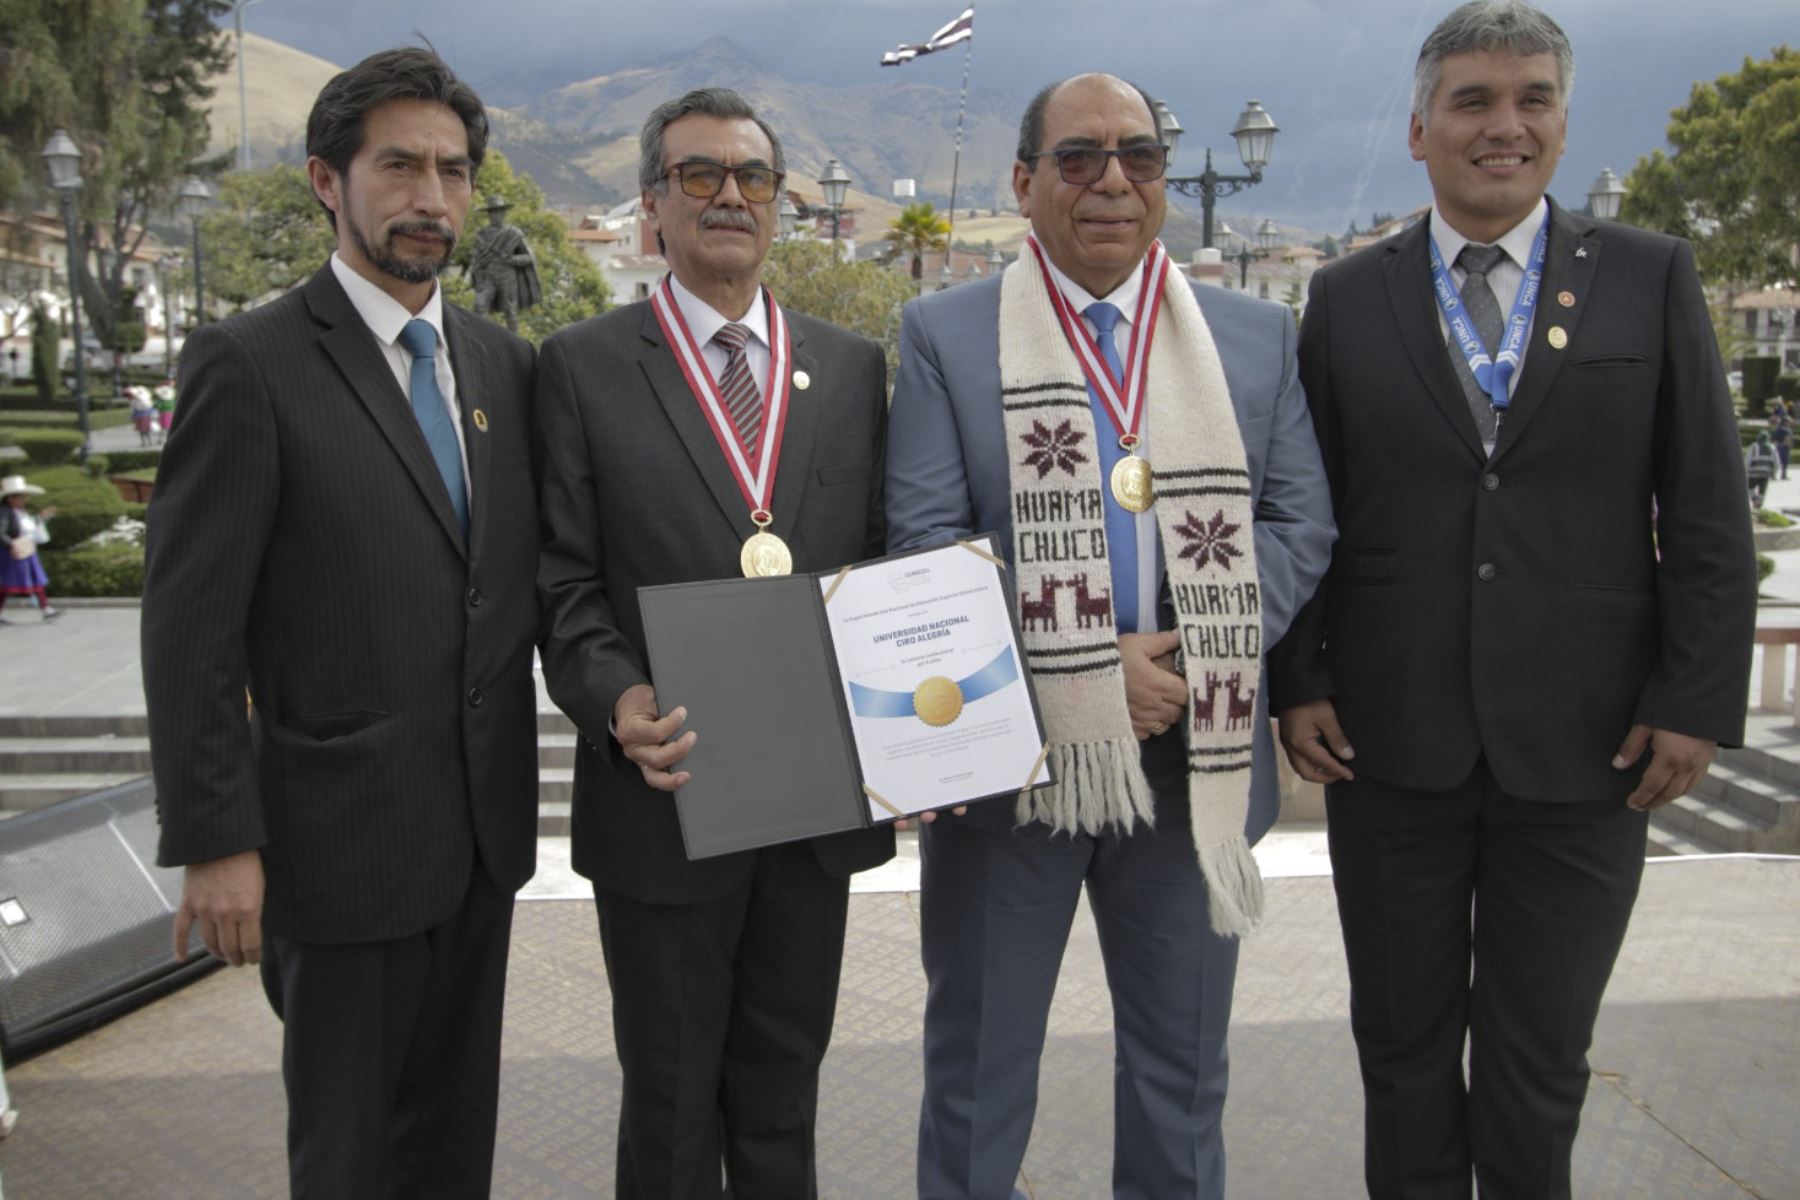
{"left": 398, "top": 318, "right": 468, "bottom": 538}
{"left": 1083, "top": 301, "right": 1140, "bottom": 633}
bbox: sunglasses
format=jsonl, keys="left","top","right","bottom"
{"left": 667, "top": 161, "right": 785, "bottom": 204}
{"left": 1027, "top": 144, "right": 1168, "bottom": 186}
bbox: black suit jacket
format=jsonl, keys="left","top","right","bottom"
{"left": 536, "top": 298, "right": 895, "bottom": 905}
{"left": 1268, "top": 198, "right": 1756, "bottom": 802}
{"left": 143, "top": 264, "right": 541, "bottom": 943}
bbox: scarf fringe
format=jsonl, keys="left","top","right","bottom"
{"left": 1197, "top": 835, "right": 1265, "bottom": 937}
{"left": 1015, "top": 736, "right": 1156, "bottom": 835}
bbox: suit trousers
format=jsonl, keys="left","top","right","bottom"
{"left": 259, "top": 863, "right": 515, "bottom": 1200}
{"left": 917, "top": 737, "right": 1241, "bottom": 1200}
{"left": 1326, "top": 763, "right": 1647, "bottom": 1200}
{"left": 595, "top": 839, "right": 852, "bottom": 1200}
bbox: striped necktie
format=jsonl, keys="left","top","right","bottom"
{"left": 1452, "top": 242, "right": 1507, "bottom": 445}
{"left": 711, "top": 322, "right": 762, "bottom": 453}
{"left": 1084, "top": 301, "right": 1140, "bottom": 633}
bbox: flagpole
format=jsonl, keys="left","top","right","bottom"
{"left": 943, "top": 2, "right": 974, "bottom": 255}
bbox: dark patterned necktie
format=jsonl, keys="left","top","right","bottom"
{"left": 711, "top": 322, "right": 762, "bottom": 453}
{"left": 1450, "top": 242, "right": 1507, "bottom": 445}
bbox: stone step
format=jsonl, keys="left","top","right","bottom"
{"left": 1695, "top": 760, "right": 1800, "bottom": 848}
{"left": 537, "top": 799, "right": 571, "bottom": 837}
{"left": 0, "top": 715, "right": 149, "bottom": 738}
{"left": 1645, "top": 819, "right": 1719, "bottom": 857}
{"left": 538, "top": 733, "right": 578, "bottom": 769}
{"left": 1651, "top": 790, "right": 1769, "bottom": 854}
{"left": 0, "top": 736, "right": 154, "bottom": 774}
{"left": 0, "top": 773, "right": 146, "bottom": 813}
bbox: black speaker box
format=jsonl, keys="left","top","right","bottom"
{"left": 0, "top": 777, "right": 216, "bottom": 1059}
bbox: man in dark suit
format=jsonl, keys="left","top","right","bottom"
{"left": 535, "top": 87, "right": 893, "bottom": 1199}
{"left": 1268, "top": 4, "right": 1757, "bottom": 1197}
{"left": 142, "top": 48, "right": 539, "bottom": 1198}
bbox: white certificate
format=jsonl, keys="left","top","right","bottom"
{"left": 819, "top": 535, "right": 1052, "bottom": 820}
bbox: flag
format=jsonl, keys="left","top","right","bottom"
{"left": 879, "top": 6, "right": 974, "bottom": 66}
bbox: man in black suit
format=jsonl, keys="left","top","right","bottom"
{"left": 142, "top": 48, "right": 539, "bottom": 1198}
{"left": 1269, "top": 4, "right": 1757, "bottom": 1197}
{"left": 536, "top": 87, "right": 893, "bottom": 1199}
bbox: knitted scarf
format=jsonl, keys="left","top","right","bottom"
{"left": 1000, "top": 240, "right": 1264, "bottom": 936}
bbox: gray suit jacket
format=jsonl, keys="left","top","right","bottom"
{"left": 143, "top": 264, "right": 542, "bottom": 944}
{"left": 885, "top": 274, "right": 1334, "bottom": 839}
{"left": 536, "top": 299, "right": 896, "bottom": 904}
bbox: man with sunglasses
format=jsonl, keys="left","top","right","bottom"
{"left": 535, "top": 87, "right": 892, "bottom": 1199}
{"left": 887, "top": 73, "right": 1333, "bottom": 1199}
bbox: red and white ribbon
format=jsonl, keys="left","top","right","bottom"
{"left": 651, "top": 276, "right": 793, "bottom": 518}
{"left": 1025, "top": 234, "right": 1171, "bottom": 447}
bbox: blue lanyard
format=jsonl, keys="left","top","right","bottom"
{"left": 1427, "top": 221, "right": 1547, "bottom": 413}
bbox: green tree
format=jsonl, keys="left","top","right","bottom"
{"left": 196, "top": 163, "right": 337, "bottom": 312}
{"left": 441, "top": 150, "right": 609, "bottom": 344}
{"left": 0, "top": 1, "right": 232, "bottom": 352}
{"left": 762, "top": 239, "right": 916, "bottom": 381}
{"left": 1621, "top": 47, "right": 1800, "bottom": 288}
{"left": 29, "top": 302, "right": 58, "bottom": 403}
{"left": 886, "top": 202, "right": 951, "bottom": 284}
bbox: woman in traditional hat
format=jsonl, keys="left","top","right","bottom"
{"left": 1, "top": 474, "right": 59, "bottom": 622}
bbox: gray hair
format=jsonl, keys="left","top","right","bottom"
{"left": 1411, "top": 1, "right": 1574, "bottom": 122}
{"left": 637, "top": 87, "right": 786, "bottom": 193}
{"left": 1016, "top": 74, "right": 1163, "bottom": 164}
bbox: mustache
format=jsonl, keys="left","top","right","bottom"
{"left": 388, "top": 219, "right": 457, "bottom": 248}
{"left": 699, "top": 209, "right": 758, "bottom": 233}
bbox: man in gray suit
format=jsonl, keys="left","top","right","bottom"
{"left": 886, "top": 73, "right": 1334, "bottom": 1199}
{"left": 536, "top": 88, "right": 892, "bottom": 1199}
{"left": 142, "top": 49, "right": 539, "bottom": 1197}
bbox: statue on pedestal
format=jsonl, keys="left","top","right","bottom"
{"left": 468, "top": 197, "right": 541, "bottom": 332}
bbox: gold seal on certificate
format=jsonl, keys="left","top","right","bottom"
{"left": 1110, "top": 453, "right": 1154, "bottom": 513}
{"left": 913, "top": 676, "right": 965, "bottom": 727}
{"left": 741, "top": 529, "right": 793, "bottom": 577}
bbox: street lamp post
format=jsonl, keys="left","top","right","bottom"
{"left": 178, "top": 177, "right": 213, "bottom": 329}
{"left": 817, "top": 159, "right": 850, "bottom": 243}
{"left": 987, "top": 246, "right": 1005, "bottom": 274}
{"left": 778, "top": 192, "right": 799, "bottom": 241}
{"left": 40, "top": 129, "right": 90, "bottom": 461}
{"left": 229, "top": 0, "right": 272, "bottom": 171}
{"left": 1587, "top": 167, "right": 1626, "bottom": 221}
{"left": 1223, "top": 217, "right": 1281, "bottom": 289}
{"left": 1157, "top": 99, "right": 1280, "bottom": 250}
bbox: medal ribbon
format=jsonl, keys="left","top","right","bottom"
{"left": 1025, "top": 233, "right": 1170, "bottom": 445}
{"left": 651, "top": 275, "right": 793, "bottom": 516}
{"left": 1427, "top": 219, "right": 1548, "bottom": 413}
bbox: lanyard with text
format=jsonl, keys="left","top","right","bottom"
{"left": 650, "top": 275, "right": 796, "bottom": 576}
{"left": 1026, "top": 233, "right": 1171, "bottom": 513}
{"left": 1428, "top": 220, "right": 1548, "bottom": 418}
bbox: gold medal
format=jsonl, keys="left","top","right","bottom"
{"left": 1110, "top": 452, "right": 1154, "bottom": 513}
{"left": 1547, "top": 326, "right": 1568, "bottom": 350}
{"left": 912, "top": 676, "right": 965, "bottom": 727}
{"left": 740, "top": 510, "right": 792, "bottom": 577}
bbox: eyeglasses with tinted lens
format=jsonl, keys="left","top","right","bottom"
{"left": 1029, "top": 144, "right": 1168, "bottom": 186}
{"left": 667, "top": 161, "right": 785, "bottom": 204}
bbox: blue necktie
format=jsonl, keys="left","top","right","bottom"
{"left": 398, "top": 318, "right": 468, "bottom": 538}
{"left": 1084, "top": 301, "right": 1140, "bottom": 633}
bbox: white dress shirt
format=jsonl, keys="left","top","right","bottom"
{"left": 1043, "top": 254, "right": 1163, "bottom": 633}
{"left": 668, "top": 272, "right": 771, "bottom": 399}
{"left": 1430, "top": 198, "right": 1549, "bottom": 452}
{"left": 329, "top": 254, "right": 470, "bottom": 489}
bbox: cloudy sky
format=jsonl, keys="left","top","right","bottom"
{"left": 242, "top": 0, "right": 1793, "bottom": 234}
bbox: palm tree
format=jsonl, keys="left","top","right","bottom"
{"left": 886, "top": 203, "right": 952, "bottom": 285}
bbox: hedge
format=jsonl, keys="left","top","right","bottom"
{"left": 39, "top": 541, "right": 144, "bottom": 597}
{"left": 20, "top": 464, "right": 129, "bottom": 546}
{"left": 9, "top": 428, "right": 84, "bottom": 465}
{"left": 103, "top": 449, "right": 161, "bottom": 472}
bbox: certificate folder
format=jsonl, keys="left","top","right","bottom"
{"left": 638, "top": 535, "right": 1054, "bottom": 860}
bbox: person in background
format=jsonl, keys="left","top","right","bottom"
{"left": 1, "top": 474, "right": 59, "bottom": 623}
{"left": 130, "top": 385, "right": 157, "bottom": 447}
{"left": 1772, "top": 413, "right": 1791, "bottom": 481}
{"left": 1748, "top": 429, "right": 1778, "bottom": 507}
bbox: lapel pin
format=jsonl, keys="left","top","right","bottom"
{"left": 793, "top": 370, "right": 811, "bottom": 391}
{"left": 1557, "top": 291, "right": 1576, "bottom": 308}
{"left": 473, "top": 408, "right": 489, "bottom": 432}
{"left": 1574, "top": 247, "right": 1588, "bottom": 258}
{"left": 1547, "top": 326, "right": 1569, "bottom": 350}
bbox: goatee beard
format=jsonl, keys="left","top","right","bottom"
{"left": 353, "top": 219, "right": 455, "bottom": 285}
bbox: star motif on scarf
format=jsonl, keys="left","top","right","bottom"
{"left": 1020, "top": 419, "right": 1089, "bottom": 479}
{"left": 1175, "top": 509, "right": 1244, "bottom": 572}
